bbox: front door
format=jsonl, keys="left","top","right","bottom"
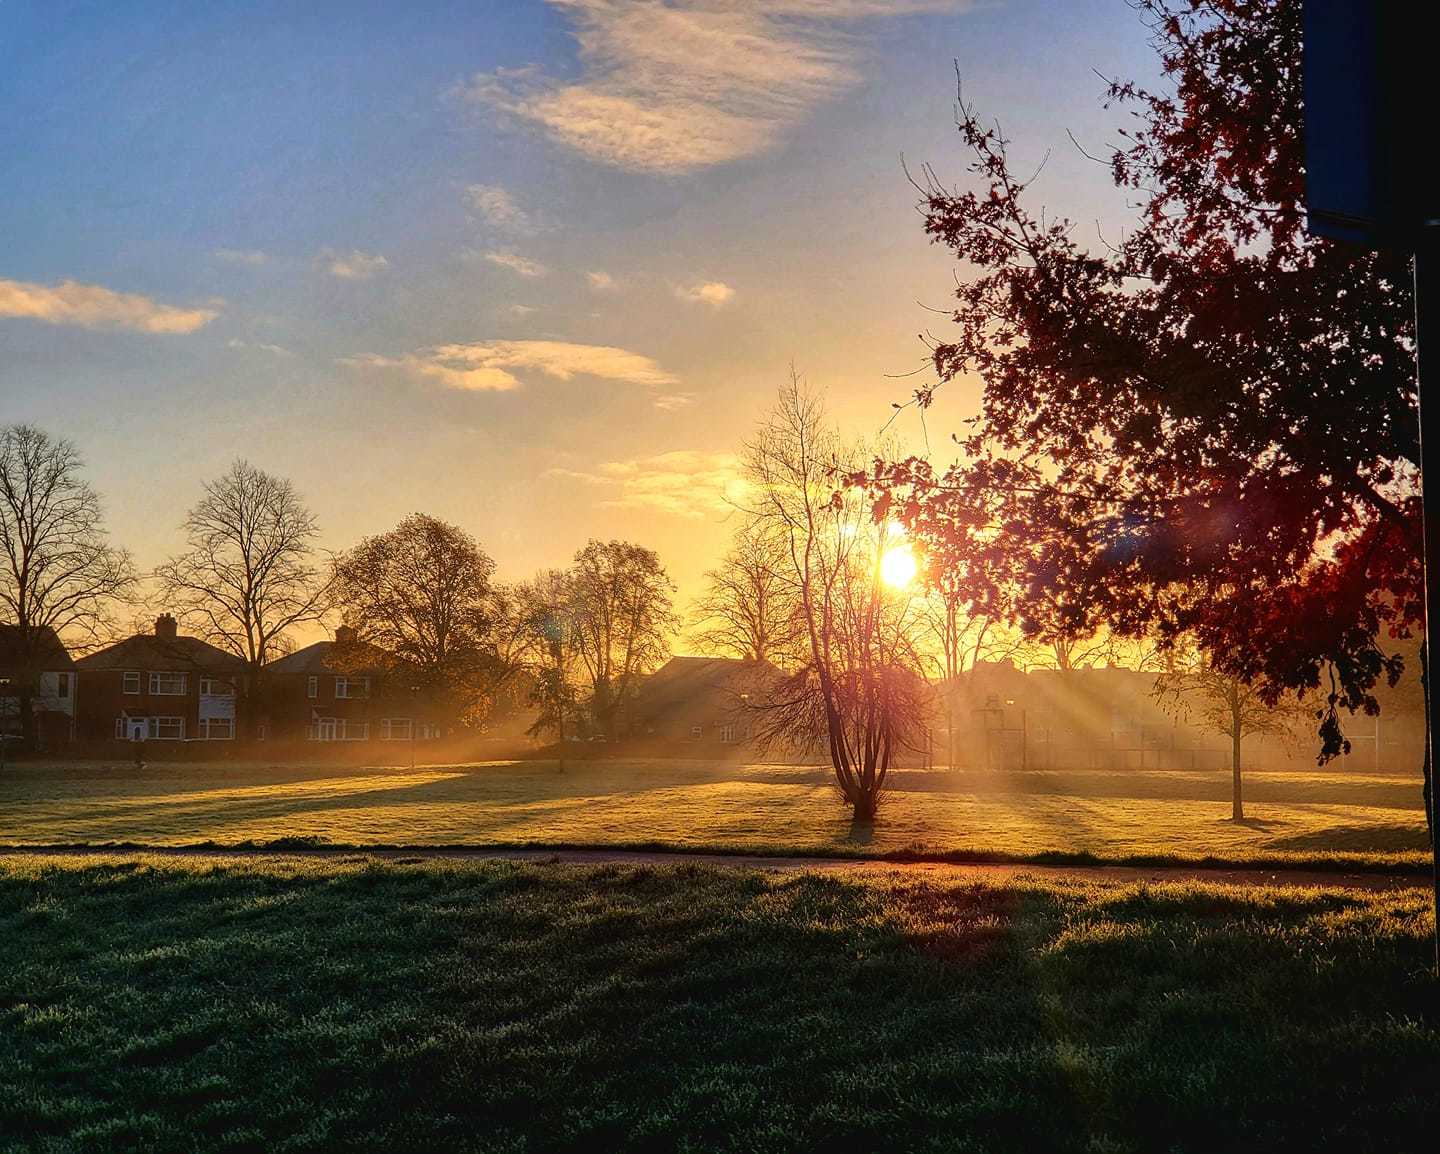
{"left": 127, "top": 718, "right": 148, "bottom": 741}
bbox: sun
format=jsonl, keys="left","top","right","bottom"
{"left": 880, "top": 545, "right": 917, "bottom": 590}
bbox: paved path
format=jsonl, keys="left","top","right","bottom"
{"left": 0, "top": 844, "right": 1429, "bottom": 891}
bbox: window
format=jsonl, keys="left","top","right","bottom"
{"left": 308, "top": 718, "right": 369, "bottom": 741}
{"left": 122, "top": 671, "right": 141, "bottom": 695}
{"left": 689, "top": 725, "right": 703, "bottom": 739}
{"left": 307, "top": 675, "right": 318, "bottom": 699}
{"left": 198, "top": 717, "right": 234, "bottom": 740}
{"left": 118, "top": 716, "right": 184, "bottom": 740}
{"left": 199, "top": 677, "right": 234, "bottom": 696}
{"left": 335, "top": 676, "right": 370, "bottom": 699}
{"left": 719, "top": 724, "right": 736, "bottom": 744}
{"left": 56, "top": 673, "right": 70, "bottom": 700}
{"left": 149, "top": 671, "right": 187, "bottom": 696}
{"left": 149, "top": 716, "right": 184, "bottom": 740}
{"left": 379, "top": 718, "right": 413, "bottom": 741}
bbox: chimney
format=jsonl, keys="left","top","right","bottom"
{"left": 334, "top": 625, "right": 358, "bottom": 646}
{"left": 154, "top": 614, "right": 178, "bottom": 639}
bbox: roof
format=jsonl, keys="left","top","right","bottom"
{"left": 0, "top": 624, "right": 74, "bottom": 671}
{"left": 75, "top": 633, "right": 245, "bottom": 673}
{"left": 266, "top": 639, "right": 392, "bottom": 675}
{"left": 630, "top": 656, "right": 783, "bottom": 726}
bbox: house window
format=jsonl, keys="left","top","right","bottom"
{"left": 307, "top": 675, "right": 318, "bottom": 699}
{"left": 379, "top": 718, "right": 413, "bottom": 741}
{"left": 149, "top": 671, "right": 187, "bottom": 696}
{"left": 719, "top": 724, "right": 736, "bottom": 744}
{"left": 308, "top": 718, "right": 368, "bottom": 741}
{"left": 122, "top": 671, "right": 141, "bottom": 695}
{"left": 198, "top": 717, "right": 234, "bottom": 740}
{"left": 335, "top": 676, "right": 370, "bottom": 699}
{"left": 56, "top": 673, "right": 70, "bottom": 700}
{"left": 689, "top": 725, "right": 703, "bottom": 739}
{"left": 199, "top": 677, "right": 234, "bottom": 696}
{"left": 148, "top": 716, "right": 184, "bottom": 740}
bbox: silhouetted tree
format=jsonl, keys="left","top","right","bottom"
{"left": 156, "top": 460, "right": 327, "bottom": 735}
{"left": 689, "top": 521, "right": 800, "bottom": 666}
{"left": 745, "top": 378, "right": 930, "bottom": 818}
{"left": 0, "top": 425, "right": 135, "bottom": 749}
{"left": 565, "top": 540, "right": 676, "bottom": 740}
{"left": 330, "top": 514, "right": 512, "bottom": 731}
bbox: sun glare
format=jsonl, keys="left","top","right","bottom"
{"left": 880, "top": 545, "right": 917, "bottom": 589}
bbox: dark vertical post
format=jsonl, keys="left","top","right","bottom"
{"left": 1415, "top": 228, "right": 1440, "bottom": 972}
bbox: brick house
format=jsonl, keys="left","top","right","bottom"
{"left": 263, "top": 626, "right": 435, "bottom": 743}
{"left": 74, "top": 614, "right": 244, "bottom": 743}
{"left": 0, "top": 624, "right": 77, "bottom": 748}
{"left": 627, "top": 656, "right": 782, "bottom": 747}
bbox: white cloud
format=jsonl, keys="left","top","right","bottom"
{"left": 484, "top": 250, "right": 548, "bottom": 278}
{"left": 548, "top": 450, "right": 747, "bottom": 518}
{"left": 342, "top": 339, "right": 678, "bottom": 393}
{"left": 506, "top": 303, "right": 539, "bottom": 317}
{"left": 465, "top": 1, "right": 967, "bottom": 174}
{"left": 0, "top": 276, "right": 219, "bottom": 334}
{"left": 322, "top": 249, "right": 389, "bottom": 280}
{"left": 652, "top": 392, "right": 696, "bottom": 411}
{"left": 675, "top": 280, "right": 735, "bottom": 307}
{"left": 463, "top": 183, "right": 533, "bottom": 232}
{"left": 212, "top": 248, "right": 268, "bottom": 266}
{"left": 586, "top": 270, "right": 618, "bottom": 292}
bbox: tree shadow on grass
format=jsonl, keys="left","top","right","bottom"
{"left": 1261, "top": 821, "right": 1431, "bottom": 852}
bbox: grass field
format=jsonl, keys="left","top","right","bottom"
{"left": 1, "top": 854, "right": 1435, "bottom": 1152}
{"left": 0, "top": 758, "right": 1430, "bottom": 869}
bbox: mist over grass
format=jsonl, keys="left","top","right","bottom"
{"left": 1, "top": 759, "right": 1428, "bottom": 871}
{"left": 1, "top": 854, "right": 1435, "bottom": 1152}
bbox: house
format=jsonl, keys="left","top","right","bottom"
{"left": 74, "top": 614, "right": 244, "bottom": 743}
{"left": 627, "top": 656, "right": 782, "bottom": 746}
{"left": 263, "top": 626, "right": 435, "bottom": 743}
{"left": 0, "top": 624, "right": 77, "bottom": 747}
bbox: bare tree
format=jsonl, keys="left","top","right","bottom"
{"left": 0, "top": 426, "right": 135, "bottom": 749}
{"left": 566, "top": 539, "right": 676, "bottom": 740}
{"left": 330, "top": 514, "right": 507, "bottom": 729}
{"left": 915, "top": 571, "right": 993, "bottom": 771}
{"left": 689, "top": 520, "right": 799, "bottom": 666}
{"left": 1155, "top": 646, "right": 1308, "bottom": 821}
{"left": 744, "top": 377, "right": 929, "bottom": 819}
{"left": 155, "top": 460, "right": 326, "bottom": 733}
{"left": 513, "top": 568, "right": 582, "bottom": 755}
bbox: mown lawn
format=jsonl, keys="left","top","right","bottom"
{"left": 0, "top": 854, "right": 1435, "bottom": 1152}
{"left": 0, "top": 758, "right": 1430, "bottom": 869}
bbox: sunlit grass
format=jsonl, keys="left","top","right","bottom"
{"left": 0, "top": 854, "right": 1434, "bottom": 1152}
{"left": 1, "top": 759, "right": 1429, "bottom": 869}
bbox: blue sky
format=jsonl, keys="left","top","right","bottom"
{"left": 1, "top": 0, "right": 1159, "bottom": 625}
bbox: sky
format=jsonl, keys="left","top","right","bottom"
{"left": 0, "top": 0, "right": 1161, "bottom": 641}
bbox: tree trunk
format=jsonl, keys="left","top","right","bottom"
{"left": 1231, "top": 727, "right": 1244, "bottom": 822}
{"left": 1422, "top": 641, "right": 1434, "bottom": 845}
{"left": 18, "top": 690, "right": 38, "bottom": 755}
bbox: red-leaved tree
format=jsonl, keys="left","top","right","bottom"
{"left": 863, "top": 0, "right": 1426, "bottom": 825}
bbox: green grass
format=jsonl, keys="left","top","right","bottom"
{"left": 0, "top": 758, "right": 1430, "bottom": 870}
{"left": 1, "top": 854, "right": 1435, "bottom": 1152}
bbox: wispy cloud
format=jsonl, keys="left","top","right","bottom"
{"left": 226, "top": 338, "right": 293, "bottom": 356}
{"left": 483, "top": 250, "right": 548, "bottom": 278}
{"left": 465, "top": 1, "right": 965, "bottom": 174}
{"left": 0, "top": 276, "right": 219, "bottom": 334}
{"left": 212, "top": 248, "right": 268, "bottom": 266}
{"left": 586, "top": 270, "right": 618, "bottom": 292}
{"left": 342, "top": 339, "right": 678, "bottom": 393}
{"left": 549, "top": 450, "right": 747, "bottom": 518}
{"left": 322, "top": 249, "right": 389, "bottom": 280}
{"left": 653, "top": 392, "right": 697, "bottom": 411}
{"left": 463, "top": 183, "right": 533, "bottom": 233}
{"left": 674, "top": 280, "right": 735, "bottom": 307}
